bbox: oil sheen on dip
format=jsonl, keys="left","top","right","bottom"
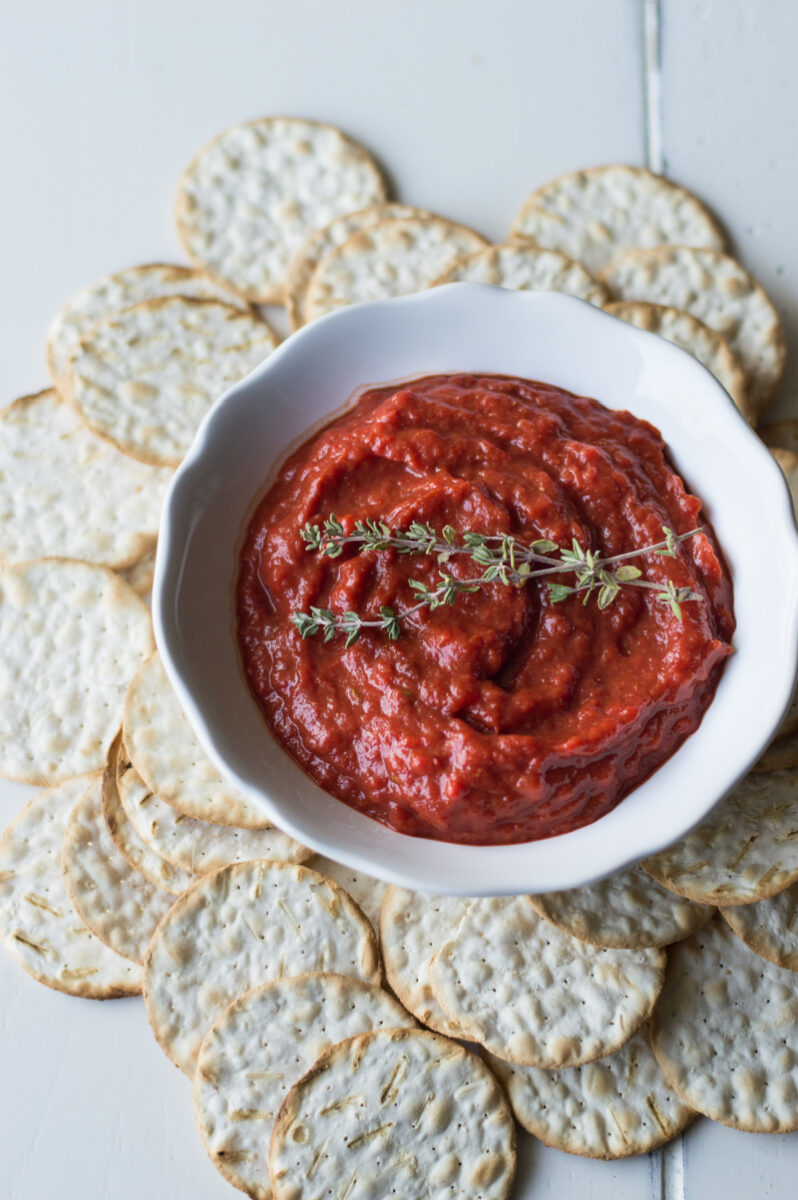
{"left": 237, "top": 374, "right": 734, "bottom": 845}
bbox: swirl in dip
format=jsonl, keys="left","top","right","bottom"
{"left": 237, "top": 374, "right": 734, "bottom": 845}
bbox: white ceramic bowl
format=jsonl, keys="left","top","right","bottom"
{"left": 154, "top": 285, "right": 798, "bottom": 895}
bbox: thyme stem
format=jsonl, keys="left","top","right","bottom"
{"left": 290, "top": 518, "right": 704, "bottom": 646}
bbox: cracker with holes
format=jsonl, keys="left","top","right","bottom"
{"left": 176, "top": 118, "right": 387, "bottom": 304}
{"left": 644, "top": 768, "right": 798, "bottom": 905}
{"left": 721, "top": 881, "right": 798, "bottom": 970}
{"left": 118, "top": 543, "right": 157, "bottom": 596}
{"left": 305, "top": 215, "right": 488, "bottom": 319}
{"left": 194, "top": 973, "right": 415, "bottom": 1198}
{"left": 0, "top": 559, "right": 153, "bottom": 784}
{"left": 124, "top": 652, "right": 269, "bottom": 829}
{"left": 510, "top": 165, "right": 724, "bottom": 276}
{"left": 529, "top": 863, "right": 714, "bottom": 949}
{"left": 0, "top": 390, "right": 172, "bottom": 568}
{"left": 430, "top": 896, "right": 665, "bottom": 1067}
{"left": 600, "top": 246, "right": 785, "bottom": 411}
{"left": 47, "top": 262, "right": 250, "bottom": 391}
{"left": 651, "top": 916, "right": 798, "bottom": 1131}
{"left": 143, "top": 859, "right": 381, "bottom": 1075}
{"left": 285, "top": 203, "right": 425, "bottom": 329}
{"left": 116, "top": 737, "right": 307, "bottom": 875}
{"left": 306, "top": 855, "right": 385, "bottom": 933}
{"left": 67, "top": 296, "right": 278, "bottom": 466}
{"left": 379, "top": 886, "right": 472, "bottom": 1037}
{"left": 0, "top": 776, "right": 141, "bottom": 997}
{"left": 61, "top": 775, "right": 174, "bottom": 962}
{"left": 103, "top": 733, "right": 194, "bottom": 894}
{"left": 270, "top": 1028, "right": 516, "bottom": 1200}
{"left": 604, "top": 301, "right": 755, "bottom": 423}
{"left": 488, "top": 1026, "right": 694, "bottom": 1159}
{"left": 432, "top": 243, "right": 608, "bottom": 306}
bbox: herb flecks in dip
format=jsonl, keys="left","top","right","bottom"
{"left": 237, "top": 374, "right": 734, "bottom": 845}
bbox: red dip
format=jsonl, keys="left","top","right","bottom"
{"left": 237, "top": 374, "right": 734, "bottom": 845}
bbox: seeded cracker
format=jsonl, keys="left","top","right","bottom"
{"left": 62, "top": 775, "right": 174, "bottom": 962}
{"left": 270, "top": 1028, "right": 515, "bottom": 1200}
{"left": 305, "top": 215, "right": 488, "bottom": 320}
{"left": 651, "top": 915, "right": 798, "bottom": 1131}
{"left": 285, "top": 203, "right": 426, "bottom": 329}
{"left": 0, "top": 390, "right": 171, "bottom": 568}
{"left": 124, "top": 652, "right": 269, "bottom": 829}
{"left": 722, "top": 881, "right": 798, "bottom": 970}
{"left": 488, "top": 1027, "right": 694, "bottom": 1159}
{"left": 46, "top": 262, "right": 251, "bottom": 391}
{"left": 600, "top": 246, "right": 785, "bottom": 411}
{"left": 379, "top": 886, "right": 472, "bottom": 1037}
{"left": 306, "top": 854, "right": 385, "bottom": 933}
{"left": 644, "top": 768, "right": 798, "bottom": 905}
{"left": 143, "top": 859, "right": 381, "bottom": 1076}
{"left": 103, "top": 733, "right": 194, "bottom": 895}
{"left": 0, "top": 775, "right": 141, "bottom": 997}
{"left": 67, "top": 296, "right": 278, "bottom": 467}
{"left": 431, "top": 243, "right": 609, "bottom": 306}
{"left": 116, "top": 736, "right": 308, "bottom": 875}
{"left": 430, "top": 896, "right": 665, "bottom": 1068}
{"left": 194, "top": 973, "right": 415, "bottom": 1199}
{"left": 0, "top": 559, "right": 153, "bottom": 784}
{"left": 529, "top": 863, "right": 714, "bottom": 950}
{"left": 604, "top": 301, "right": 755, "bottom": 424}
{"left": 176, "top": 117, "right": 388, "bottom": 304}
{"left": 510, "top": 165, "right": 724, "bottom": 276}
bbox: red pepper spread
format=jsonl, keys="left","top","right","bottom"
{"left": 237, "top": 374, "right": 734, "bottom": 845}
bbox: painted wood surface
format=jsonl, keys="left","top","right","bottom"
{"left": 0, "top": 1, "right": 796, "bottom": 1196}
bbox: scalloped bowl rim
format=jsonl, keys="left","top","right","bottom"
{"left": 153, "top": 284, "right": 798, "bottom": 895}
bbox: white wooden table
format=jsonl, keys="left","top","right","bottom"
{"left": 1, "top": 1, "right": 797, "bottom": 1196}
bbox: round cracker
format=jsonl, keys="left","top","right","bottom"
{"left": 600, "top": 246, "right": 785, "bottom": 410}
{"left": 761, "top": 419, "right": 798, "bottom": 456}
{"left": 66, "top": 296, "right": 277, "bottom": 467}
{"left": 123, "top": 652, "right": 269, "bottom": 830}
{"left": 46, "top": 262, "right": 251, "bottom": 391}
{"left": 753, "top": 726, "right": 798, "bottom": 773}
{"left": 0, "top": 775, "right": 141, "bottom": 997}
{"left": 651, "top": 915, "right": 798, "bottom": 1131}
{"left": 269, "top": 1027, "right": 516, "bottom": 1200}
{"left": 176, "top": 117, "right": 388, "bottom": 304}
{"left": 604, "top": 301, "right": 755, "bottom": 423}
{"left": 488, "top": 1026, "right": 694, "bottom": 1159}
{"left": 285, "top": 203, "right": 426, "bottom": 330}
{"left": 306, "top": 854, "right": 385, "bottom": 933}
{"left": 510, "top": 165, "right": 724, "bottom": 276}
{"left": 116, "top": 737, "right": 307, "bottom": 874}
{"left": 0, "top": 559, "right": 153, "bottom": 784}
{"left": 379, "top": 886, "right": 472, "bottom": 1038}
{"left": 118, "top": 542, "right": 157, "bottom": 596}
{"left": 143, "top": 859, "right": 381, "bottom": 1076}
{"left": 431, "top": 243, "right": 609, "bottom": 306}
{"left": 103, "top": 733, "right": 194, "bottom": 895}
{"left": 771, "top": 447, "right": 798, "bottom": 518}
{"left": 0, "top": 390, "right": 172, "bottom": 569}
{"left": 721, "top": 881, "right": 798, "bottom": 971}
{"left": 429, "top": 896, "right": 665, "bottom": 1068}
{"left": 61, "top": 775, "right": 174, "bottom": 962}
{"left": 529, "top": 863, "right": 714, "bottom": 949}
{"left": 194, "top": 973, "right": 415, "bottom": 1199}
{"left": 644, "top": 768, "right": 798, "bottom": 906}
{"left": 305, "top": 215, "right": 488, "bottom": 320}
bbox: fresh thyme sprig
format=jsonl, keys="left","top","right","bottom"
{"left": 291, "top": 518, "right": 703, "bottom": 647}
